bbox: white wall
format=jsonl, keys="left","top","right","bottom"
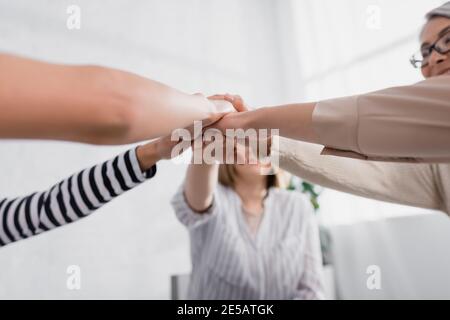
{"left": 0, "top": 0, "right": 287, "bottom": 299}
{"left": 330, "top": 214, "right": 450, "bottom": 299}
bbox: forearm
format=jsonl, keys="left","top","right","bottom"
{"left": 0, "top": 54, "right": 215, "bottom": 145}
{"left": 136, "top": 141, "right": 163, "bottom": 172}
{"left": 112, "top": 72, "right": 216, "bottom": 144}
{"left": 0, "top": 54, "right": 125, "bottom": 143}
{"left": 184, "top": 162, "right": 219, "bottom": 213}
{"left": 241, "top": 103, "right": 319, "bottom": 144}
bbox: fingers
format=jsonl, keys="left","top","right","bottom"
{"left": 226, "top": 94, "right": 248, "bottom": 112}
{"left": 208, "top": 94, "right": 227, "bottom": 100}
{"left": 208, "top": 93, "right": 249, "bottom": 112}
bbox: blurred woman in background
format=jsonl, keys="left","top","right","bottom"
{"left": 171, "top": 139, "right": 324, "bottom": 300}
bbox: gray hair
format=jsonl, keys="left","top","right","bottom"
{"left": 426, "top": 1, "right": 450, "bottom": 20}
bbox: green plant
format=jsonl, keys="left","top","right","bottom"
{"left": 287, "top": 176, "right": 332, "bottom": 265}
{"left": 287, "top": 177, "right": 321, "bottom": 211}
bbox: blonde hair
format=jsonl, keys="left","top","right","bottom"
{"left": 218, "top": 164, "right": 289, "bottom": 190}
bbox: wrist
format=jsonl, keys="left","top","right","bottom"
{"left": 136, "top": 142, "right": 160, "bottom": 172}
{"left": 197, "top": 95, "right": 216, "bottom": 118}
{"left": 190, "top": 147, "right": 219, "bottom": 167}
{"left": 244, "top": 107, "right": 264, "bottom": 131}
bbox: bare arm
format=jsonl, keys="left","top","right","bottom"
{"left": 213, "top": 102, "right": 320, "bottom": 145}
{"left": 0, "top": 53, "right": 224, "bottom": 145}
{"left": 184, "top": 158, "right": 219, "bottom": 214}
{"left": 182, "top": 94, "right": 245, "bottom": 213}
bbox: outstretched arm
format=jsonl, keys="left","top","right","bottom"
{"left": 0, "top": 53, "right": 231, "bottom": 145}
{"left": 213, "top": 76, "right": 450, "bottom": 162}
{"left": 272, "top": 137, "right": 444, "bottom": 212}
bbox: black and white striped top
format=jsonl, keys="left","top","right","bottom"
{"left": 0, "top": 147, "right": 156, "bottom": 248}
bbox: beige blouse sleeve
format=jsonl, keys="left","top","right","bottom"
{"left": 312, "top": 75, "right": 450, "bottom": 163}
{"left": 271, "top": 137, "right": 444, "bottom": 212}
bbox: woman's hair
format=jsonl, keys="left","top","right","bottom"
{"left": 420, "top": 2, "right": 450, "bottom": 38}
{"left": 218, "top": 164, "right": 288, "bottom": 190}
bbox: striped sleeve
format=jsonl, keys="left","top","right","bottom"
{"left": 170, "top": 185, "right": 219, "bottom": 229}
{"left": 0, "top": 147, "right": 156, "bottom": 248}
{"left": 295, "top": 209, "right": 326, "bottom": 300}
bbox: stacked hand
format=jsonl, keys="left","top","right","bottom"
{"left": 203, "top": 94, "right": 272, "bottom": 165}
{"left": 137, "top": 93, "right": 272, "bottom": 168}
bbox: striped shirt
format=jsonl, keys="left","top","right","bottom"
{"left": 171, "top": 183, "right": 325, "bottom": 300}
{"left": 0, "top": 148, "right": 156, "bottom": 248}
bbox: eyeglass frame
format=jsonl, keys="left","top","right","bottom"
{"left": 410, "top": 29, "right": 450, "bottom": 69}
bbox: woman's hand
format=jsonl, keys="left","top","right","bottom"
{"left": 209, "top": 94, "right": 248, "bottom": 112}
{"left": 204, "top": 94, "right": 251, "bottom": 132}
{"left": 182, "top": 94, "right": 248, "bottom": 213}
{"left": 136, "top": 134, "right": 186, "bottom": 171}
{"left": 190, "top": 94, "right": 232, "bottom": 127}
{"left": 200, "top": 94, "right": 249, "bottom": 127}
{"left": 205, "top": 95, "right": 274, "bottom": 165}
{"left": 209, "top": 111, "right": 250, "bottom": 133}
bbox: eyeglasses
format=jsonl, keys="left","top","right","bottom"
{"left": 410, "top": 30, "right": 450, "bottom": 68}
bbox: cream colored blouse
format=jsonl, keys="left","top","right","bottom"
{"left": 271, "top": 138, "right": 450, "bottom": 216}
